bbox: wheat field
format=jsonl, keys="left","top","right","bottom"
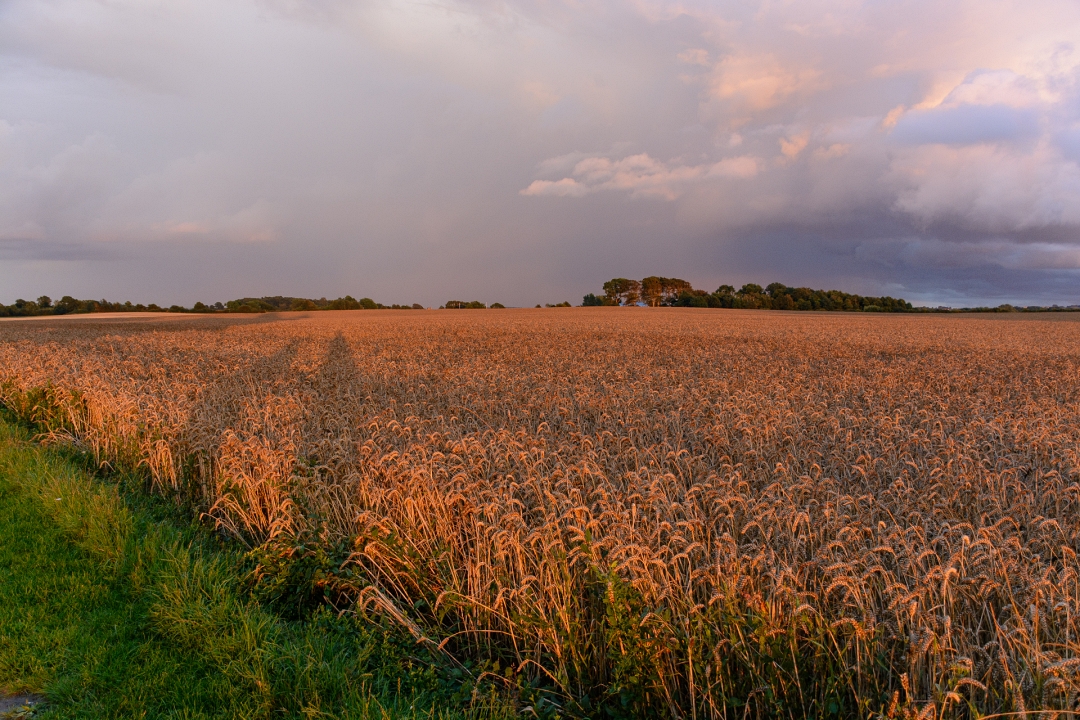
{"left": 2, "top": 308, "right": 1078, "bottom": 717}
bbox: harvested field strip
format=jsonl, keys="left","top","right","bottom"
{"left": 2, "top": 308, "right": 1079, "bottom": 716}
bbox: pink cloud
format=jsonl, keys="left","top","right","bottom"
{"left": 522, "top": 152, "right": 760, "bottom": 199}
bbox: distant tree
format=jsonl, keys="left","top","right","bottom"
{"left": 242, "top": 296, "right": 288, "bottom": 311}
{"left": 640, "top": 276, "right": 664, "bottom": 306}
{"left": 602, "top": 279, "right": 622, "bottom": 305}
{"left": 641, "top": 277, "right": 693, "bottom": 306}
{"left": 445, "top": 300, "right": 486, "bottom": 309}
{"left": 734, "top": 284, "right": 769, "bottom": 309}
{"left": 765, "top": 282, "right": 788, "bottom": 298}
{"left": 54, "top": 296, "right": 80, "bottom": 315}
{"left": 667, "top": 279, "right": 692, "bottom": 305}
{"left": 602, "top": 278, "right": 642, "bottom": 306}
{"left": 290, "top": 298, "right": 318, "bottom": 311}
{"left": 226, "top": 298, "right": 276, "bottom": 312}
{"left": 674, "top": 289, "right": 710, "bottom": 308}
{"left": 358, "top": 297, "right": 378, "bottom": 310}
{"left": 326, "top": 296, "right": 359, "bottom": 310}
{"left": 192, "top": 301, "right": 209, "bottom": 312}
{"left": 582, "top": 293, "right": 604, "bottom": 306}
{"left": 37, "top": 296, "right": 52, "bottom": 309}
{"left": 490, "top": 302, "right": 505, "bottom": 308}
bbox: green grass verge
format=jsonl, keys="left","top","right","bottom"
{"left": 0, "top": 419, "right": 511, "bottom": 719}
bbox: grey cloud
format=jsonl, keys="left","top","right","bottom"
{"left": 0, "top": 237, "right": 121, "bottom": 261}
{"left": 2, "top": 0, "right": 1080, "bottom": 307}
{"left": 686, "top": 222, "right": 1080, "bottom": 307}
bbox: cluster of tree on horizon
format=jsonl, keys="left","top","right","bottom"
{"left": 4, "top": 288, "right": 1079, "bottom": 318}
{"left": 442, "top": 300, "right": 506, "bottom": 309}
{"left": 222, "top": 296, "right": 425, "bottom": 312}
{"left": 582, "top": 277, "right": 913, "bottom": 312}
{"left": 582, "top": 277, "right": 1080, "bottom": 312}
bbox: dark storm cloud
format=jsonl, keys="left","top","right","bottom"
{"left": 1, "top": 0, "right": 1079, "bottom": 307}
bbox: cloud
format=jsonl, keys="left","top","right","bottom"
{"left": 520, "top": 177, "right": 589, "bottom": 197}
{"left": 891, "top": 104, "right": 1041, "bottom": 146}
{"left": 222, "top": 199, "right": 279, "bottom": 243}
{"left": 888, "top": 69, "right": 1054, "bottom": 145}
{"left": 1057, "top": 125, "right": 1080, "bottom": 162}
{"left": 706, "top": 156, "right": 759, "bottom": 178}
{"left": 677, "top": 48, "right": 710, "bottom": 67}
{"left": 522, "top": 153, "right": 759, "bottom": 199}
{"left": 942, "top": 69, "right": 1045, "bottom": 108}
{"left": 707, "top": 53, "right": 823, "bottom": 113}
{"left": 890, "top": 143, "right": 1080, "bottom": 231}
{"left": 157, "top": 222, "right": 209, "bottom": 236}
{"left": 0, "top": 237, "right": 121, "bottom": 261}
{"left": 813, "top": 143, "right": 850, "bottom": 160}
{"left": 2, "top": 0, "right": 1080, "bottom": 306}
{"left": 779, "top": 132, "right": 809, "bottom": 159}
{"left": 0, "top": 221, "right": 45, "bottom": 241}
{"left": 859, "top": 236, "right": 1080, "bottom": 271}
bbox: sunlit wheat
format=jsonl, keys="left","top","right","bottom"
{"left": 2, "top": 308, "right": 1078, "bottom": 717}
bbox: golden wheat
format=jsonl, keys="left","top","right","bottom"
{"left": 2, "top": 308, "right": 1078, "bottom": 716}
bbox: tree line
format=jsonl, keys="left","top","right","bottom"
{"left": 223, "top": 296, "right": 424, "bottom": 312}
{"left": 582, "top": 278, "right": 1080, "bottom": 312}
{"left": 442, "top": 300, "right": 505, "bottom": 309}
{"left": 4, "top": 288, "right": 1076, "bottom": 318}
{"left": 582, "top": 277, "right": 913, "bottom": 312}
{"left": 0, "top": 295, "right": 424, "bottom": 317}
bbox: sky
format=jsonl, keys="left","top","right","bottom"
{"left": 2, "top": 0, "right": 1080, "bottom": 308}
